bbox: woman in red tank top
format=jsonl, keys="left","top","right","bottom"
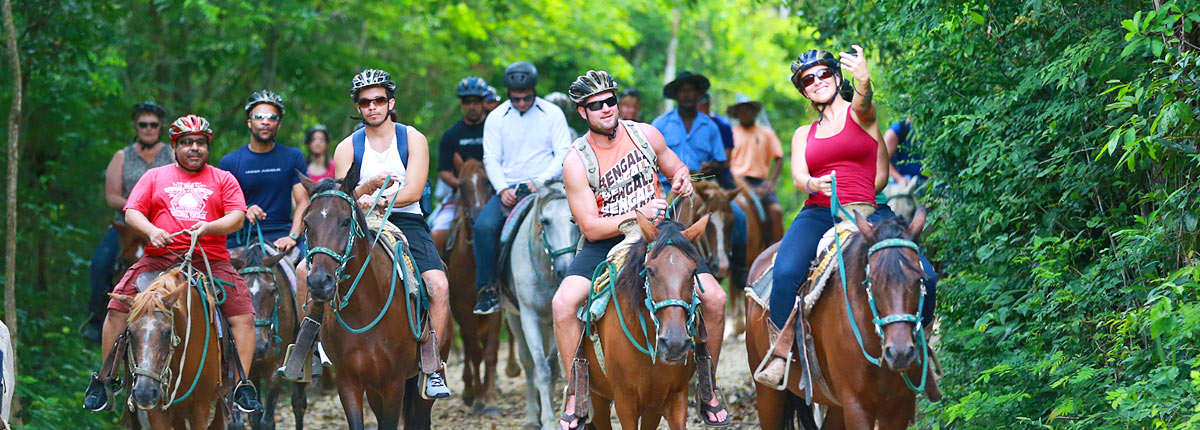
{"left": 766, "top": 46, "right": 890, "bottom": 330}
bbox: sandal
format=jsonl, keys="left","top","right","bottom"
{"left": 559, "top": 388, "right": 590, "bottom": 430}
{"left": 696, "top": 390, "right": 731, "bottom": 427}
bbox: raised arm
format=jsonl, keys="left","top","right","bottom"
{"left": 840, "top": 44, "right": 876, "bottom": 125}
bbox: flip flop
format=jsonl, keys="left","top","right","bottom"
{"left": 696, "top": 390, "right": 731, "bottom": 427}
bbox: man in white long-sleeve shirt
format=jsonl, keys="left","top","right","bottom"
{"left": 473, "top": 61, "right": 572, "bottom": 314}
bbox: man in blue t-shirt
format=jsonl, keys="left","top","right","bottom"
{"left": 219, "top": 90, "right": 311, "bottom": 309}
{"left": 885, "top": 117, "right": 924, "bottom": 184}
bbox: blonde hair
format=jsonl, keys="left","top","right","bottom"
{"left": 127, "top": 267, "right": 188, "bottom": 322}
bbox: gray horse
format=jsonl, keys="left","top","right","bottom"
{"left": 501, "top": 182, "right": 579, "bottom": 430}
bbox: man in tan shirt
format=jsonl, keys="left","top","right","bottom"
{"left": 727, "top": 94, "right": 784, "bottom": 238}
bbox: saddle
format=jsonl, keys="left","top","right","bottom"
{"left": 493, "top": 194, "right": 537, "bottom": 299}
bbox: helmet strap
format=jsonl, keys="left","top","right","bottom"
{"left": 585, "top": 110, "right": 617, "bottom": 140}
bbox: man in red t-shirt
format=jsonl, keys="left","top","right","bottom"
{"left": 83, "top": 114, "right": 262, "bottom": 413}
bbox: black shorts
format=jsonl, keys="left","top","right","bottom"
{"left": 387, "top": 212, "right": 446, "bottom": 273}
{"left": 742, "top": 177, "right": 779, "bottom": 205}
{"left": 566, "top": 236, "right": 711, "bottom": 280}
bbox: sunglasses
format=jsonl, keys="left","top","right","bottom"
{"left": 801, "top": 68, "right": 836, "bottom": 88}
{"left": 250, "top": 112, "right": 280, "bottom": 121}
{"left": 356, "top": 96, "right": 389, "bottom": 108}
{"left": 137, "top": 122, "right": 160, "bottom": 129}
{"left": 509, "top": 94, "right": 535, "bottom": 104}
{"left": 583, "top": 96, "right": 618, "bottom": 112}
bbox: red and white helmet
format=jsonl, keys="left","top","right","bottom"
{"left": 169, "top": 114, "right": 213, "bottom": 143}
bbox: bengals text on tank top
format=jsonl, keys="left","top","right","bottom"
{"left": 591, "top": 122, "right": 662, "bottom": 218}
{"left": 804, "top": 104, "right": 878, "bottom": 208}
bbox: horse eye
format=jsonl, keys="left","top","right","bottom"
{"left": 541, "top": 218, "right": 550, "bottom": 226}
{"left": 340, "top": 218, "right": 351, "bottom": 227}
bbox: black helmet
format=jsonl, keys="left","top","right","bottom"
{"left": 131, "top": 101, "right": 166, "bottom": 121}
{"left": 567, "top": 70, "right": 619, "bottom": 105}
{"left": 503, "top": 61, "right": 538, "bottom": 90}
{"left": 790, "top": 50, "right": 841, "bottom": 90}
{"left": 457, "top": 76, "right": 490, "bottom": 98}
{"left": 245, "top": 90, "right": 285, "bottom": 116}
{"left": 350, "top": 68, "right": 397, "bottom": 100}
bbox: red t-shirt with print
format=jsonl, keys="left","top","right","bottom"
{"left": 124, "top": 164, "right": 246, "bottom": 261}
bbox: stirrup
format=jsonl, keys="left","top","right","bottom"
{"left": 279, "top": 344, "right": 314, "bottom": 383}
{"left": 233, "top": 380, "right": 262, "bottom": 413}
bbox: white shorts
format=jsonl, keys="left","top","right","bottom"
{"left": 430, "top": 200, "right": 457, "bottom": 231}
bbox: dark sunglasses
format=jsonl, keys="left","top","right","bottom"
{"left": 509, "top": 94, "right": 536, "bottom": 104}
{"left": 356, "top": 96, "right": 389, "bottom": 108}
{"left": 137, "top": 122, "right": 160, "bottom": 129}
{"left": 583, "top": 96, "right": 618, "bottom": 112}
{"left": 250, "top": 112, "right": 280, "bottom": 121}
{"left": 801, "top": 68, "right": 836, "bottom": 88}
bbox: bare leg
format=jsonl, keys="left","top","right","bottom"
{"left": 228, "top": 314, "right": 255, "bottom": 373}
{"left": 101, "top": 310, "right": 129, "bottom": 360}
{"left": 551, "top": 276, "right": 591, "bottom": 429}
{"left": 432, "top": 230, "right": 448, "bottom": 260}
{"left": 422, "top": 270, "right": 452, "bottom": 354}
{"left": 697, "top": 273, "right": 728, "bottom": 423}
{"left": 295, "top": 261, "right": 311, "bottom": 319}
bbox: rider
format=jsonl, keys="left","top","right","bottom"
{"left": 885, "top": 116, "right": 924, "bottom": 186}
{"left": 83, "top": 114, "right": 262, "bottom": 413}
{"left": 617, "top": 88, "right": 642, "bottom": 122}
{"left": 755, "top": 47, "right": 938, "bottom": 386}
{"left": 333, "top": 68, "right": 453, "bottom": 398}
{"left": 552, "top": 70, "right": 729, "bottom": 429}
{"left": 218, "top": 90, "right": 311, "bottom": 318}
{"left": 84, "top": 101, "right": 175, "bottom": 343}
{"left": 306, "top": 124, "right": 336, "bottom": 182}
{"left": 727, "top": 94, "right": 785, "bottom": 239}
{"left": 483, "top": 86, "right": 502, "bottom": 114}
{"left": 430, "top": 76, "right": 490, "bottom": 253}
{"left": 472, "top": 61, "right": 572, "bottom": 315}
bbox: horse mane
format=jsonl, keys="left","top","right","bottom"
{"left": 693, "top": 180, "right": 730, "bottom": 205}
{"left": 311, "top": 174, "right": 378, "bottom": 244}
{"left": 127, "top": 266, "right": 187, "bottom": 322}
{"left": 614, "top": 220, "right": 706, "bottom": 308}
{"left": 539, "top": 181, "right": 567, "bottom": 201}
{"left": 458, "top": 159, "right": 484, "bottom": 179}
{"left": 861, "top": 215, "right": 924, "bottom": 282}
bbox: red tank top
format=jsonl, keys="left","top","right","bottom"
{"left": 804, "top": 105, "right": 878, "bottom": 208}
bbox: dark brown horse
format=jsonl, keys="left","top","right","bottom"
{"left": 229, "top": 243, "right": 305, "bottom": 430}
{"left": 301, "top": 174, "right": 434, "bottom": 430}
{"left": 110, "top": 267, "right": 226, "bottom": 429}
{"left": 112, "top": 221, "right": 149, "bottom": 286}
{"left": 746, "top": 211, "right": 935, "bottom": 430}
{"left": 675, "top": 181, "right": 741, "bottom": 338}
{"left": 443, "top": 159, "right": 502, "bottom": 413}
{"left": 729, "top": 179, "right": 784, "bottom": 337}
{"left": 585, "top": 214, "right": 709, "bottom": 430}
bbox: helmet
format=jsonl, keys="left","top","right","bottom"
{"left": 544, "top": 92, "right": 572, "bottom": 113}
{"left": 485, "top": 86, "right": 500, "bottom": 102}
{"left": 131, "top": 101, "right": 166, "bottom": 121}
{"left": 790, "top": 50, "right": 840, "bottom": 90}
{"left": 567, "top": 70, "right": 619, "bottom": 105}
{"left": 503, "top": 61, "right": 538, "bottom": 89}
{"left": 169, "top": 114, "right": 213, "bottom": 143}
{"left": 619, "top": 88, "right": 641, "bottom": 100}
{"left": 244, "top": 90, "right": 285, "bottom": 116}
{"left": 350, "top": 69, "right": 397, "bottom": 100}
{"left": 305, "top": 124, "right": 328, "bottom": 143}
{"left": 456, "top": 76, "right": 490, "bottom": 98}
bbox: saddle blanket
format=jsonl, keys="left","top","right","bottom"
{"left": 746, "top": 221, "right": 857, "bottom": 313}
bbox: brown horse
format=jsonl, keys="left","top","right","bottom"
{"left": 443, "top": 159, "right": 502, "bottom": 413}
{"left": 746, "top": 211, "right": 935, "bottom": 430}
{"left": 112, "top": 221, "right": 149, "bottom": 286}
{"left": 675, "top": 181, "right": 742, "bottom": 338}
{"left": 229, "top": 243, "right": 305, "bottom": 430}
{"left": 728, "top": 179, "right": 784, "bottom": 337}
{"left": 585, "top": 214, "right": 709, "bottom": 430}
{"left": 110, "top": 267, "right": 226, "bottom": 429}
{"left": 301, "top": 174, "right": 434, "bottom": 430}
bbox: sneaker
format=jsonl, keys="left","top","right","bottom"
{"left": 83, "top": 375, "right": 110, "bottom": 411}
{"left": 473, "top": 287, "right": 499, "bottom": 315}
{"left": 421, "top": 370, "right": 451, "bottom": 400}
{"left": 233, "top": 382, "right": 263, "bottom": 413}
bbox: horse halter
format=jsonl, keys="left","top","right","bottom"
{"left": 127, "top": 306, "right": 181, "bottom": 409}
{"left": 863, "top": 238, "right": 927, "bottom": 336}
{"left": 639, "top": 239, "right": 703, "bottom": 360}
{"left": 305, "top": 189, "right": 366, "bottom": 284}
{"left": 239, "top": 261, "right": 284, "bottom": 352}
{"left": 536, "top": 199, "right": 578, "bottom": 259}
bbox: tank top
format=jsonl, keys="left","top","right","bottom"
{"left": 117, "top": 142, "right": 175, "bottom": 221}
{"left": 590, "top": 122, "right": 662, "bottom": 218}
{"left": 804, "top": 105, "right": 878, "bottom": 208}
{"left": 357, "top": 134, "right": 422, "bottom": 216}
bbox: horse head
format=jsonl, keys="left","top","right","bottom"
{"left": 535, "top": 181, "right": 579, "bottom": 279}
{"left": 622, "top": 213, "right": 709, "bottom": 365}
{"left": 457, "top": 159, "right": 493, "bottom": 231}
{"left": 300, "top": 173, "right": 364, "bottom": 302}
{"left": 690, "top": 181, "right": 740, "bottom": 278}
{"left": 854, "top": 208, "right": 928, "bottom": 371}
{"left": 232, "top": 247, "right": 288, "bottom": 359}
{"left": 110, "top": 268, "right": 188, "bottom": 410}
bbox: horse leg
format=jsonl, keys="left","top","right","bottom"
{"left": 505, "top": 318, "right": 522, "bottom": 378}
{"left": 612, "top": 397, "right": 641, "bottom": 430}
{"left": 838, "top": 401, "right": 873, "bottom": 430}
{"left": 481, "top": 312, "right": 502, "bottom": 410}
{"left": 196, "top": 403, "right": 220, "bottom": 430}
{"left": 402, "top": 376, "right": 435, "bottom": 430}
{"left": 460, "top": 319, "right": 480, "bottom": 407}
{"left": 589, "top": 397, "right": 613, "bottom": 430}
{"left": 507, "top": 312, "right": 540, "bottom": 429}
{"left": 291, "top": 381, "right": 308, "bottom": 430}
{"left": 517, "top": 310, "right": 558, "bottom": 430}
{"left": 335, "top": 378, "right": 367, "bottom": 430}
{"left": 366, "top": 389, "right": 400, "bottom": 430}
{"left": 875, "top": 397, "right": 916, "bottom": 430}
{"left": 752, "top": 382, "right": 788, "bottom": 430}
{"left": 254, "top": 375, "right": 281, "bottom": 430}
{"left": 822, "top": 406, "right": 846, "bottom": 430}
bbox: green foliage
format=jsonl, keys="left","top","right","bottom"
{"left": 801, "top": 0, "right": 1200, "bottom": 427}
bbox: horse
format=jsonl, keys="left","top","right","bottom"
{"left": 584, "top": 214, "right": 710, "bottom": 430}
{"left": 674, "top": 180, "right": 742, "bottom": 337}
{"left": 112, "top": 221, "right": 149, "bottom": 286}
{"left": 746, "top": 210, "right": 935, "bottom": 430}
{"left": 301, "top": 174, "right": 434, "bottom": 430}
{"left": 229, "top": 241, "right": 306, "bottom": 430}
{"left": 729, "top": 179, "right": 784, "bottom": 338}
{"left": 443, "top": 159, "right": 503, "bottom": 413}
{"left": 501, "top": 181, "right": 579, "bottom": 430}
{"left": 109, "top": 266, "right": 226, "bottom": 429}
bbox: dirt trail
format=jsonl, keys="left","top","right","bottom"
{"left": 273, "top": 334, "right": 762, "bottom": 429}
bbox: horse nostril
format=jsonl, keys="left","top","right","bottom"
{"left": 883, "top": 344, "right": 896, "bottom": 362}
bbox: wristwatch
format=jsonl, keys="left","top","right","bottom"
{"left": 288, "top": 233, "right": 300, "bottom": 241}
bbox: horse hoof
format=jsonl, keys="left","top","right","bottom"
{"left": 475, "top": 406, "right": 502, "bottom": 417}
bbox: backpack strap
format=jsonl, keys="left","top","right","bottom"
{"left": 622, "top": 120, "right": 657, "bottom": 169}
{"left": 353, "top": 123, "right": 410, "bottom": 168}
{"left": 573, "top": 135, "right": 601, "bottom": 192}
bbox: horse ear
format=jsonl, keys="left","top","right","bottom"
{"left": 536, "top": 181, "right": 550, "bottom": 199}
{"left": 854, "top": 210, "right": 876, "bottom": 240}
{"left": 161, "top": 288, "right": 184, "bottom": 309}
{"left": 636, "top": 212, "right": 658, "bottom": 242}
{"left": 262, "top": 253, "right": 287, "bottom": 268}
{"left": 298, "top": 169, "right": 317, "bottom": 194}
{"left": 682, "top": 214, "right": 710, "bottom": 242}
{"left": 906, "top": 207, "right": 927, "bottom": 242}
{"left": 112, "top": 220, "right": 128, "bottom": 233}
{"left": 109, "top": 293, "right": 135, "bottom": 309}
{"left": 723, "top": 186, "right": 742, "bottom": 201}
{"left": 229, "top": 255, "right": 247, "bottom": 270}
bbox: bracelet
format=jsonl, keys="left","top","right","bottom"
{"left": 288, "top": 233, "right": 300, "bottom": 241}
{"left": 805, "top": 178, "right": 814, "bottom": 194}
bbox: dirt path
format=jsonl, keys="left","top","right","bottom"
{"left": 272, "top": 334, "right": 762, "bottom": 429}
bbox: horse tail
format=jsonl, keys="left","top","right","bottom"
{"left": 783, "top": 391, "right": 821, "bottom": 430}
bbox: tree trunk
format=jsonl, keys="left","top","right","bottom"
{"left": 663, "top": 4, "right": 680, "bottom": 115}
{"left": 3, "top": 0, "right": 22, "bottom": 341}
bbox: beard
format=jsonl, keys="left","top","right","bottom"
{"left": 253, "top": 129, "right": 278, "bottom": 144}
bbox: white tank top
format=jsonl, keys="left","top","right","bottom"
{"left": 357, "top": 132, "right": 422, "bottom": 215}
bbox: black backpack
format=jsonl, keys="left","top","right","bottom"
{"left": 351, "top": 122, "right": 434, "bottom": 217}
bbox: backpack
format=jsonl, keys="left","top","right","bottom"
{"left": 352, "top": 122, "right": 434, "bottom": 218}
{"left": 573, "top": 120, "right": 658, "bottom": 195}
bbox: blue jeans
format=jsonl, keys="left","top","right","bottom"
{"left": 473, "top": 194, "right": 506, "bottom": 290}
{"left": 769, "top": 205, "right": 938, "bottom": 328}
{"left": 88, "top": 226, "right": 120, "bottom": 324}
{"left": 731, "top": 201, "right": 747, "bottom": 277}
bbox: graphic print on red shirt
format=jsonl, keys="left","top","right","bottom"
{"left": 124, "top": 164, "right": 246, "bottom": 260}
